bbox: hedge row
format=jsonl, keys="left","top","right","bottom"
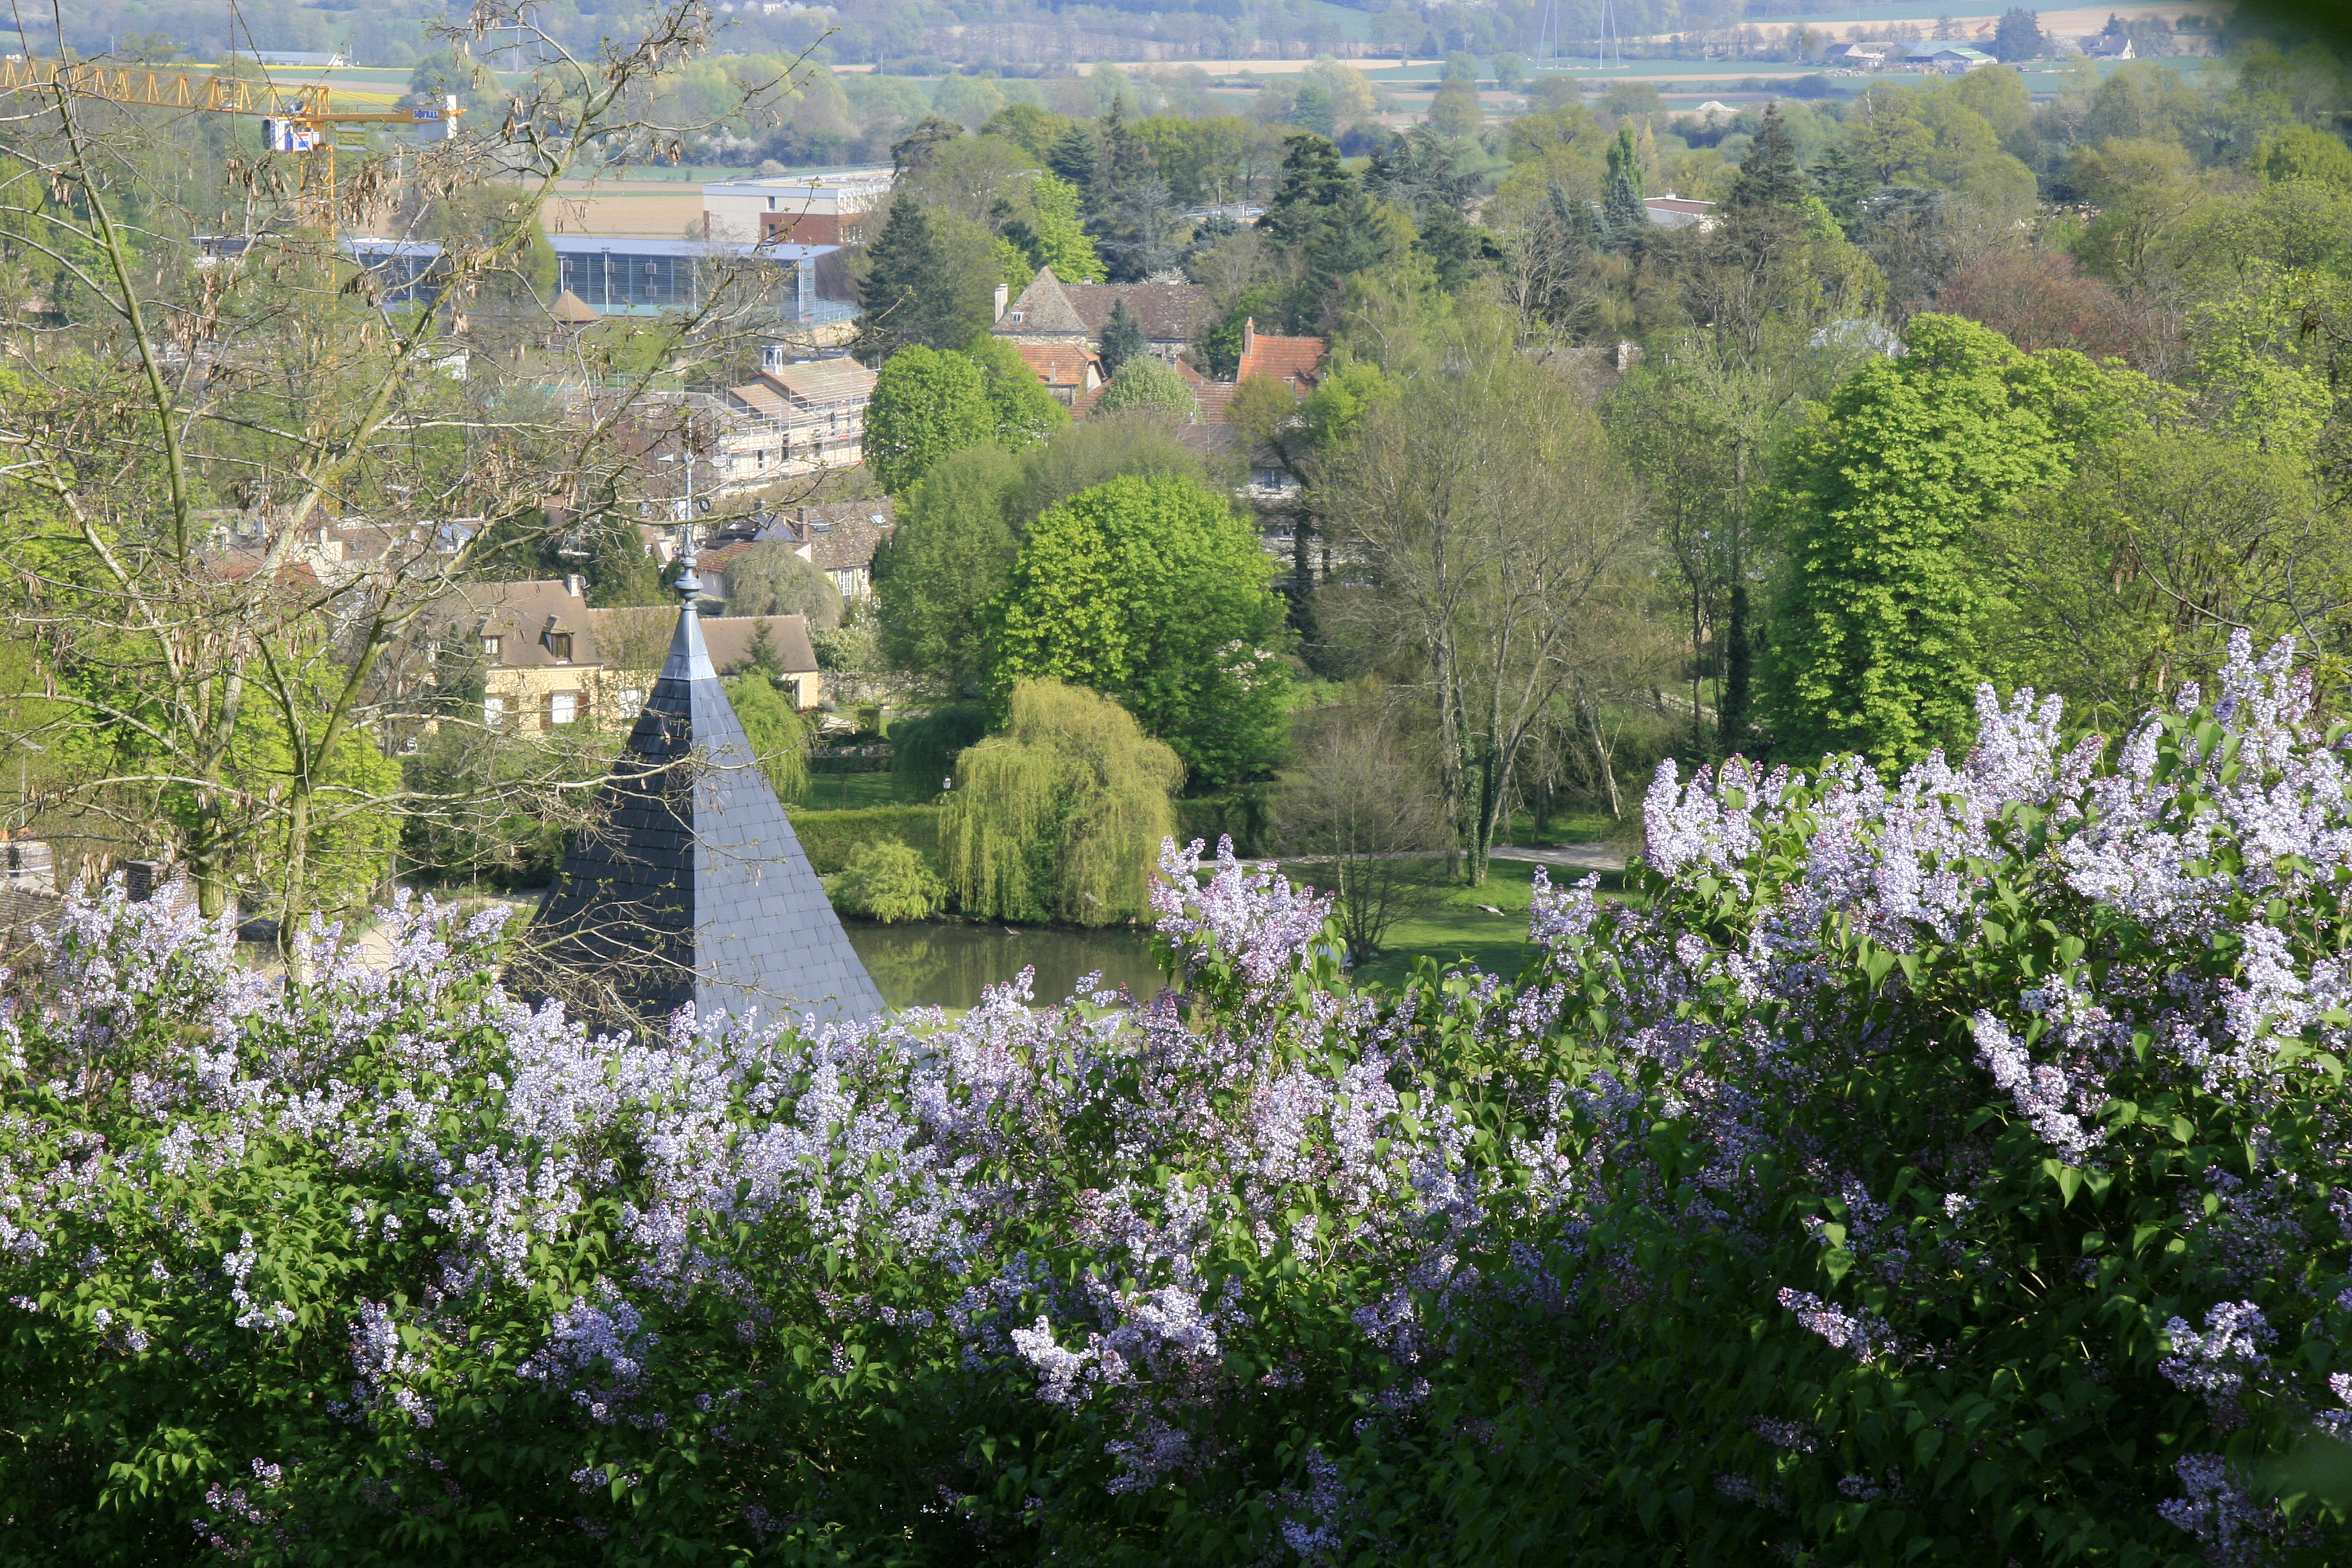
{"left": 783, "top": 804, "right": 940, "bottom": 875}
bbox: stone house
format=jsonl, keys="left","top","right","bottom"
{"left": 697, "top": 499, "right": 898, "bottom": 607}
{"left": 990, "top": 265, "right": 1214, "bottom": 395}
{"left": 456, "top": 577, "right": 825, "bottom": 727}
{"left": 717, "top": 352, "right": 879, "bottom": 489}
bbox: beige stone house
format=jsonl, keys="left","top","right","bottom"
{"left": 458, "top": 577, "right": 826, "bottom": 726}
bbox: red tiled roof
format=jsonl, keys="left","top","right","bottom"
{"left": 1236, "top": 326, "right": 1328, "bottom": 394}
{"left": 1015, "top": 342, "right": 1100, "bottom": 390}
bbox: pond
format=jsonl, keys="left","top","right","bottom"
{"left": 844, "top": 920, "right": 1169, "bottom": 1012}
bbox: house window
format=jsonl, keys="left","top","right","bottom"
{"left": 544, "top": 690, "right": 581, "bottom": 728}
{"left": 483, "top": 694, "right": 507, "bottom": 726}
{"left": 548, "top": 631, "right": 573, "bottom": 663}
{"left": 482, "top": 635, "right": 502, "bottom": 662}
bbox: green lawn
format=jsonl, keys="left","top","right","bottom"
{"left": 1275, "top": 859, "right": 1637, "bottom": 990}
{"left": 797, "top": 771, "right": 906, "bottom": 810}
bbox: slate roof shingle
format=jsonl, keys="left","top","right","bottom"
{"left": 530, "top": 599, "right": 885, "bottom": 1030}
{"left": 993, "top": 266, "right": 1091, "bottom": 337}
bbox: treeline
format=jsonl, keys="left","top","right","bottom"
{"left": 847, "top": 34, "right": 2352, "bottom": 924}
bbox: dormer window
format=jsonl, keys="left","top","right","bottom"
{"left": 1009, "top": 310, "right": 1023, "bottom": 323}
{"left": 548, "top": 632, "right": 573, "bottom": 663}
{"left": 482, "top": 635, "right": 502, "bottom": 663}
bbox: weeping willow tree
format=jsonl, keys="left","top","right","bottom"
{"left": 939, "top": 681, "right": 1182, "bottom": 925}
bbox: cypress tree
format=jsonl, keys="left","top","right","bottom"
{"left": 1602, "top": 126, "right": 1648, "bottom": 245}
{"left": 1097, "top": 297, "right": 1146, "bottom": 379}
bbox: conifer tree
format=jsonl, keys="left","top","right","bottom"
{"left": 855, "top": 193, "right": 962, "bottom": 364}
{"left": 1725, "top": 103, "right": 1809, "bottom": 219}
{"left": 1097, "top": 297, "right": 1147, "bottom": 379}
{"left": 1602, "top": 126, "right": 1649, "bottom": 244}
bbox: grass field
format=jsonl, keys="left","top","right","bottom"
{"left": 1272, "top": 856, "right": 1640, "bottom": 989}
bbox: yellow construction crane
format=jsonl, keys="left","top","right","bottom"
{"left": 0, "top": 58, "right": 461, "bottom": 226}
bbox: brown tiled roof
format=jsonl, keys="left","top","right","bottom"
{"left": 1065, "top": 282, "right": 1214, "bottom": 344}
{"left": 728, "top": 381, "right": 788, "bottom": 418}
{"left": 1071, "top": 383, "right": 1109, "bottom": 419}
{"left": 1175, "top": 424, "right": 1242, "bottom": 460}
{"left": 703, "top": 499, "right": 898, "bottom": 573}
{"left": 1014, "top": 342, "right": 1100, "bottom": 390}
{"left": 549, "top": 288, "right": 601, "bottom": 324}
{"left": 760, "top": 358, "right": 877, "bottom": 407}
{"left": 1236, "top": 323, "right": 1328, "bottom": 394}
{"left": 1193, "top": 382, "right": 1239, "bottom": 423}
{"left": 695, "top": 614, "right": 818, "bottom": 676}
{"left": 993, "top": 266, "right": 1090, "bottom": 338}
{"left": 456, "top": 579, "right": 600, "bottom": 669}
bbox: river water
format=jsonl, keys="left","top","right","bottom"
{"left": 844, "top": 920, "right": 1169, "bottom": 1011}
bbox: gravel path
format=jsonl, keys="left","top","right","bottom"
{"left": 1487, "top": 842, "right": 1628, "bottom": 873}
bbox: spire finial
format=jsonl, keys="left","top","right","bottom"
{"left": 675, "top": 524, "right": 701, "bottom": 609}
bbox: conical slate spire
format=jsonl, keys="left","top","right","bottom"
{"left": 529, "top": 537, "right": 885, "bottom": 1030}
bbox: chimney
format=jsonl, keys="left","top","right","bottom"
{"left": 1242, "top": 317, "right": 1255, "bottom": 359}
{"left": 124, "top": 858, "right": 168, "bottom": 903}
{"left": 993, "top": 282, "right": 1010, "bottom": 322}
{"left": 566, "top": 573, "right": 586, "bottom": 599}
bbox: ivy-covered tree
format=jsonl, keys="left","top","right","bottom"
{"left": 985, "top": 473, "right": 1289, "bottom": 787}
{"left": 862, "top": 344, "right": 995, "bottom": 495}
{"left": 1092, "top": 356, "right": 1197, "bottom": 421}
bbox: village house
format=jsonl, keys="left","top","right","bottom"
{"left": 1912, "top": 45, "right": 1996, "bottom": 72}
{"left": 989, "top": 266, "right": 1219, "bottom": 406}
{"left": 1643, "top": 194, "right": 1719, "bottom": 231}
{"left": 697, "top": 499, "right": 898, "bottom": 607}
{"left": 1821, "top": 40, "right": 1910, "bottom": 69}
{"left": 716, "top": 351, "right": 879, "bottom": 490}
{"left": 456, "top": 577, "right": 826, "bottom": 727}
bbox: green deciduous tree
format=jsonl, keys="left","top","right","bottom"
{"left": 1318, "top": 317, "right": 1654, "bottom": 881}
{"left": 1091, "top": 356, "right": 1198, "bottom": 420}
{"left": 1763, "top": 314, "right": 2147, "bottom": 771}
{"left": 863, "top": 344, "right": 994, "bottom": 495}
{"left": 964, "top": 332, "right": 1070, "bottom": 450}
{"left": 874, "top": 444, "right": 1024, "bottom": 694}
{"left": 992, "top": 169, "right": 1104, "bottom": 284}
{"left": 720, "top": 544, "right": 842, "bottom": 626}
{"left": 986, "top": 474, "right": 1289, "bottom": 788}
{"left": 938, "top": 678, "right": 1181, "bottom": 924}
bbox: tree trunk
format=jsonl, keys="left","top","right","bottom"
{"left": 1588, "top": 702, "right": 1624, "bottom": 820}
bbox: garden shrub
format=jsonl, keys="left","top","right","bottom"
{"left": 827, "top": 839, "right": 948, "bottom": 923}
{"left": 3, "top": 636, "right": 2352, "bottom": 1564}
{"left": 779, "top": 803, "right": 939, "bottom": 874}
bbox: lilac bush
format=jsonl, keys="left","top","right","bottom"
{"left": 4, "top": 634, "right": 2352, "bottom": 1564}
